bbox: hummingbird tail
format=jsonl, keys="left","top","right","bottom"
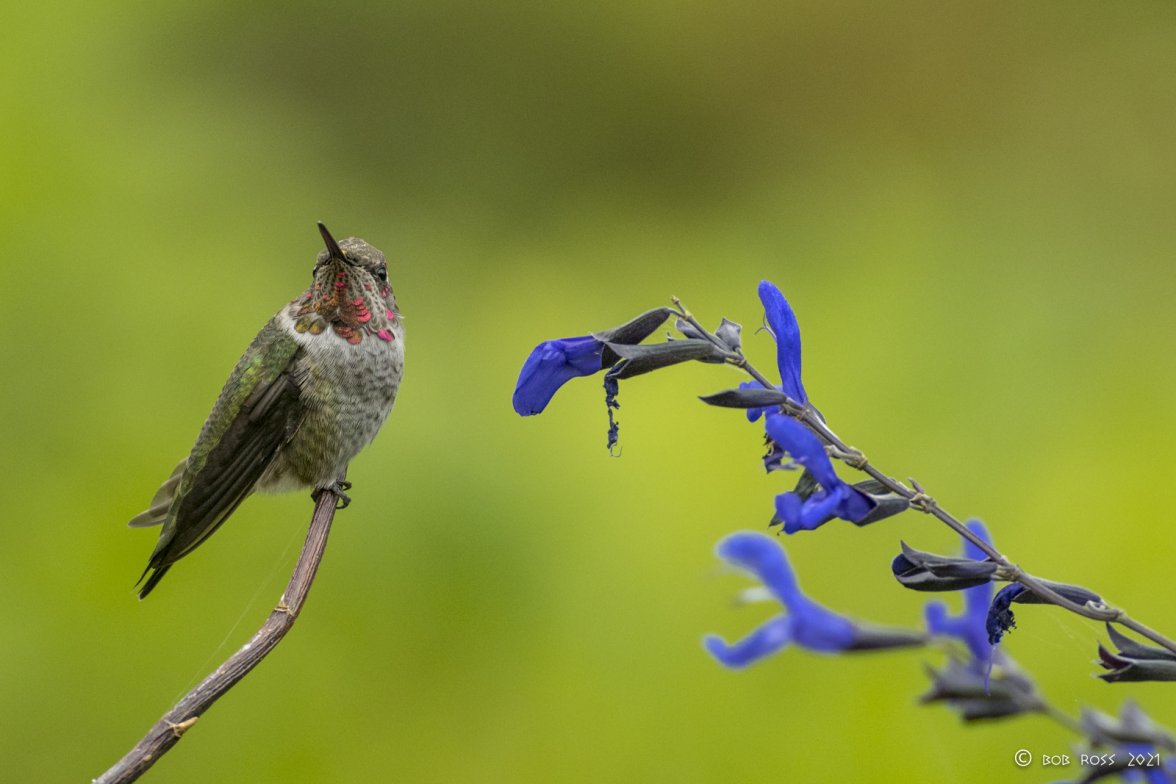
{"left": 128, "top": 460, "right": 186, "bottom": 528}
{"left": 136, "top": 564, "right": 172, "bottom": 600}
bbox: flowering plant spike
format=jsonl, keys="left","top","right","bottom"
{"left": 514, "top": 278, "right": 1176, "bottom": 780}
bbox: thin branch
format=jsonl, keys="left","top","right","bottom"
{"left": 670, "top": 300, "right": 1176, "bottom": 657}
{"left": 94, "top": 487, "right": 343, "bottom": 784}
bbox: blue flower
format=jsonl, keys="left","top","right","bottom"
{"left": 512, "top": 335, "right": 606, "bottom": 416}
{"left": 512, "top": 307, "right": 682, "bottom": 422}
{"left": 743, "top": 280, "right": 807, "bottom": 422}
{"left": 765, "top": 412, "right": 874, "bottom": 532}
{"left": 913, "top": 523, "right": 1052, "bottom": 720}
{"left": 923, "top": 521, "right": 996, "bottom": 664}
{"left": 704, "top": 532, "right": 923, "bottom": 668}
{"left": 758, "top": 280, "right": 807, "bottom": 406}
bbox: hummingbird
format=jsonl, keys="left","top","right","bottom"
{"left": 128, "top": 223, "right": 405, "bottom": 599}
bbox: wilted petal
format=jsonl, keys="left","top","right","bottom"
{"left": 986, "top": 584, "right": 1024, "bottom": 645}
{"left": 674, "top": 317, "right": 708, "bottom": 342}
{"left": 757, "top": 280, "right": 807, "bottom": 405}
{"left": 703, "top": 617, "right": 792, "bottom": 668}
{"left": 603, "top": 372, "right": 620, "bottom": 450}
{"left": 512, "top": 335, "right": 606, "bottom": 415}
{"left": 715, "top": 318, "right": 743, "bottom": 352}
{"left": 986, "top": 578, "right": 1102, "bottom": 645}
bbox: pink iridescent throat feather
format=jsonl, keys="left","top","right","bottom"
{"left": 292, "top": 261, "right": 397, "bottom": 345}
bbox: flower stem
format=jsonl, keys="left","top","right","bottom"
{"left": 1042, "top": 704, "right": 1085, "bottom": 737}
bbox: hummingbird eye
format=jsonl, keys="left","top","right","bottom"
{"left": 375, "top": 266, "right": 388, "bottom": 282}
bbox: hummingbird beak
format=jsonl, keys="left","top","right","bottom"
{"left": 317, "top": 222, "right": 350, "bottom": 264}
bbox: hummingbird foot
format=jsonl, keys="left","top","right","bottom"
{"left": 313, "top": 479, "right": 352, "bottom": 509}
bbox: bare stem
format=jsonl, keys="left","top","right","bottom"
{"left": 1042, "top": 704, "right": 1086, "bottom": 737}
{"left": 94, "top": 487, "right": 343, "bottom": 784}
{"left": 671, "top": 299, "right": 1176, "bottom": 656}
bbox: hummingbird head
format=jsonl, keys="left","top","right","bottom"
{"left": 313, "top": 222, "right": 392, "bottom": 291}
{"left": 291, "top": 223, "right": 401, "bottom": 345}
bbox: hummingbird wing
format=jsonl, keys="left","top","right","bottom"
{"left": 135, "top": 320, "right": 306, "bottom": 598}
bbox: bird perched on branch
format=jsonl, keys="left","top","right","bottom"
{"left": 129, "top": 223, "right": 405, "bottom": 598}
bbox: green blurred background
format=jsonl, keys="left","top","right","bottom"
{"left": 2, "top": 1, "right": 1174, "bottom": 781}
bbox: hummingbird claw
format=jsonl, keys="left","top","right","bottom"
{"left": 313, "top": 480, "right": 352, "bottom": 509}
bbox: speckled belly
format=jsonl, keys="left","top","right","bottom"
{"left": 256, "top": 314, "right": 404, "bottom": 492}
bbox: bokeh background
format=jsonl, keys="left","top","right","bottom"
{"left": 2, "top": 2, "right": 1175, "bottom": 781}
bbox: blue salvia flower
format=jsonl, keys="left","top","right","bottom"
{"left": 704, "top": 532, "right": 923, "bottom": 668}
{"left": 513, "top": 335, "right": 609, "bottom": 415}
{"left": 915, "top": 523, "right": 1048, "bottom": 721}
{"left": 765, "top": 412, "right": 873, "bottom": 532}
{"left": 741, "top": 282, "right": 907, "bottom": 530}
{"left": 924, "top": 521, "right": 996, "bottom": 664}
{"left": 512, "top": 308, "right": 726, "bottom": 450}
{"left": 742, "top": 280, "right": 807, "bottom": 422}
{"left": 512, "top": 307, "right": 675, "bottom": 419}
{"left": 758, "top": 280, "right": 807, "bottom": 405}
